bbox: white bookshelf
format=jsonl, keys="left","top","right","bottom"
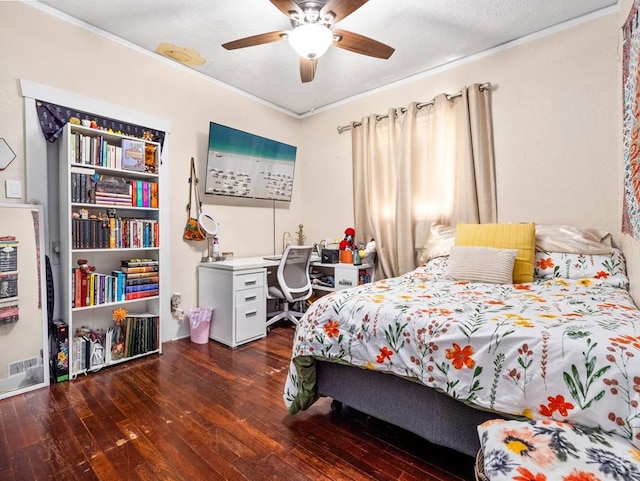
{"left": 58, "top": 123, "right": 166, "bottom": 379}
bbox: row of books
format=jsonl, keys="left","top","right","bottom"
{"left": 72, "top": 217, "right": 159, "bottom": 250}
{"left": 71, "top": 169, "right": 158, "bottom": 208}
{"left": 71, "top": 326, "right": 106, "bottom": 374}
{"left": 71, "top": 132, "right": 155, "bottom": 173}
{"left": 109, "top": 314, "right": 159, "bottom": 361}
{"left": 72, "top": 261, "right": 159, "bottom": 308}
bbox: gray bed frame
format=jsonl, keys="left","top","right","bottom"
{"left": 316, "top": 360, "right": 506, "bottom": 457}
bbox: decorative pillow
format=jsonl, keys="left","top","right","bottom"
{"left": 534, "top": 249, "right": 629, "bottom": 289}
{"left": 445, "top": 246, "right": 517, "bottom": 284}
{"left": 477, "top": 419, "right": 640, "bottom": 481}
{"left": 455, "top": 223, "right": 536, "bottom": 283}
{"left": 535, "top": 224, "right": 613, "bottom": 254}
{"left": 419, "top": 223, "right": 456, "bottom": 262}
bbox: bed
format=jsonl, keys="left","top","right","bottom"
{"left": 283, "top": 223, "right": 640, "bottom": 457}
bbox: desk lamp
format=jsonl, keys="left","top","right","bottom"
{"left": 198, "top": 212, "right": 223, "bottom": 262}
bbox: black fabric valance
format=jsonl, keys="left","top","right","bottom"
{"left": 35, "top": 100, "right": 166, "bottom": 147}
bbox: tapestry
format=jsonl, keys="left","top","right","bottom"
{"left": 623, "top": 1, "right": 640, "bottom": 239}
{"left": 35, "top": 100, "right": 165, "bottom": 147}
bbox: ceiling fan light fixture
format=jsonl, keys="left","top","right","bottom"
{"left": 288, "top": 23, "right": 333, "bottom": 59}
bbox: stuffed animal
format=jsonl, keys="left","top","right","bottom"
{"left": 358, "top": 239, "right": 377, "bottom": 264}
{"left": 339, "top": 227, "right": 356, "bottom": 250}
{"left": 145, "top": 144, "right": 157, "bottom": 173}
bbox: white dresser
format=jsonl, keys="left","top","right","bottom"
{"left": 198, "top": 258, "right": 269, "bottom": 347}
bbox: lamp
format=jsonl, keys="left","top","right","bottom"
{"left": 288, "top": 23, "right": 333, "bottom": 59}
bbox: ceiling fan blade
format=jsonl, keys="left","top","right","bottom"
{"left": 222, "top": 31, "right": 287, "bottom": 50}
{"left": 333, "top": 29, "right": 394, "bottom": 59}
{"left": 300, "top": 57, "right": 317, "bottom": 83}
{"left": 269, "top": 0, "right": 302, "bottom": 18}
{"left": 321, "top": 0, "right": 369, "bottom": 23}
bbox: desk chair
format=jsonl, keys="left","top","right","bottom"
{"left": 266, "top": 245, "right": 313, "bottom": 328}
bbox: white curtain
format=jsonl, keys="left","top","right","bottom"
{"left": 352, "top": 83, "right": 496, "bottom": 279}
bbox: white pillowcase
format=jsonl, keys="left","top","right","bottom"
{"left": 419, "top": 223, "right": 456, "bottom": 262}
{"left": 445, "top": 246, "right": 518, "bottom": 284}
{"left": 534, "top": 224, "right": 613, "bottom": 254}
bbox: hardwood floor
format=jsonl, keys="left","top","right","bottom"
{"left": 0, "top": 324, "right": 476, "bottom": 480}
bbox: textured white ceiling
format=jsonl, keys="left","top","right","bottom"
{"left": 34, "top": 0, "right": 617, "bottom": 116}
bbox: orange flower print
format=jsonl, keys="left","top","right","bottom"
{"left": 537, "top": 257, "right": 554, "bottom": 270}
{"left": 609, "top": 334, "right": 640, "bottom": 349}
{"left": 513, "top": 466, "right": 547, "bottom": 481}
{"left": 445, "top": 343, "right": 475, "bottom": 369}
{"left": 376, "top": 346, "right": 393, "bottom": 363}
{"left": 539, "top": 394, "right": 574, "bottom": 417}
{"left": 594, "top": 271, "right": 609, "bottom": 279}
{"left": 514, "top": 284, "right": 532, "bottom": 290}
{"left": 323, "top": 320, "right": 340, "bottom": 338}
{"left": 562, "top": 470, "right": 601, "bottom": 481}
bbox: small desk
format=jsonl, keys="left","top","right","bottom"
{"left": 197, "top": 255, "right": 373, "bottom": 347}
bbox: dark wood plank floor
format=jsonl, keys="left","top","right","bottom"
{"left": 0, "top": 324, "right": 476, "bottom": 480}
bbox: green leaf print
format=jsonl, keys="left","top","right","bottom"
{"left": 563, "top": 338, "right": 611, "bottom": 410}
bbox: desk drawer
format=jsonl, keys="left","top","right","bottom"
{"left": 235, "top": 286, "right": 264, "bottom": 306}
{"left": 235, "top": 272, "right": 264, "bottom": 290}
{"left": 235, "top": 301, "right": 266, "bottom": 343}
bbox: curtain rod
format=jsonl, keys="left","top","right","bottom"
{"left": 336, "top": 82, "right": 492, "bottom": 134}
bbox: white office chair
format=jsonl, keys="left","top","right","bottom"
{"left": 266, "top": 245, "right": 313, "bottom": 328}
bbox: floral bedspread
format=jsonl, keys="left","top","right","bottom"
{"left": 284, "top": 250, "right": 640, "bottom": 448}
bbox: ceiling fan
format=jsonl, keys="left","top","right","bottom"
{"left": 222, "top": 0, "right": 395, "bottom": 83}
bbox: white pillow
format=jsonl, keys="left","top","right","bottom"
{"left": 534, "top": 224, "right": 612, "bottom": 254}
{"left": 419, "top": 223, "right": 456, "bottom": 262}
{"left": 445, "top": 246, "right": 518, "bottom": 284}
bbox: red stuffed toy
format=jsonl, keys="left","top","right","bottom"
{"left": 339, "top": 227, "right": 357, "bottom": 250}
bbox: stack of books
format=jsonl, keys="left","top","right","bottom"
{"left": 119, "top": 259, "right": 159, "bottom": 301}
{"left": 95, "top": 175, "right": 132, "bottom": 206}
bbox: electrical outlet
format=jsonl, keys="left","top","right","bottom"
{"left": 170, "top": 292, "right": 182, "bottom": 313}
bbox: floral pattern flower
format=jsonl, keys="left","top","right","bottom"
{"left": 479, "top": 419, "right": 640, "bottom": 481}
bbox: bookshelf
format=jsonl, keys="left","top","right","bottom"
{"left": 58, "top": 123, "right": 164, "bottom": 379}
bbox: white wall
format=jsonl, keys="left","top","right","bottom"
{"left": 299, "top": 12, "right": 620, "bottom": 247}
{"left": 0, "top": 2, "right": 303, "bottom": 340}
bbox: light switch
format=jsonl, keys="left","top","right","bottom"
{"left": 5, "top": 180, "right": 22, "bottom": 199}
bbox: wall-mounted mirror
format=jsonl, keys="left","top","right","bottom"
{"left": 0, "top": 203, "right": 49, "bottom": 399}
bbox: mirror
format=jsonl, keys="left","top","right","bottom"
{"left": 0, "top": 203, "right": 49, "bottom": 399}
{"left": 198, "top": 212, "right": 218, "bottom": 237}
{"left": 198, "top": 212, "right": 222, "bottom": 263}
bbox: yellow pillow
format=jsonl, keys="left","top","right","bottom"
{"left": 454, "top": 223, "right": 536, "bottom": 283}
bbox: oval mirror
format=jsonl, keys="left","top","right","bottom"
{"left": 198, "top": 212, "right": 218, "bottom": 237}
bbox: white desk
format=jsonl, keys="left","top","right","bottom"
{"left": 197, "top": 255, "right": 373, "bottom": 347}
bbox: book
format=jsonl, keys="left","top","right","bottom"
{"left": 125, "top": 290, "right": 159, "bottom": 300}
{"left": 121, "top": 258, "right": 158, "bottom": 267}
{"left": 121, "top": 139, "right": 146, "bottom": 172}
{"left": 95, "top": 175, "right": 131, "bottom": 195}
{"left": 125, "top": 283, "right": 159, "bottom": 293}
{"left": 150, "top": 182, "right": 158, "bottom": 208}
{"left": 121, "top": 265, "right": 158, "bottom": 274}
{"left": 126, "top": 276, "right": 159, "bottom": 286}
{"left": 123, "top": 271, "right": 159, "bottom": 279}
